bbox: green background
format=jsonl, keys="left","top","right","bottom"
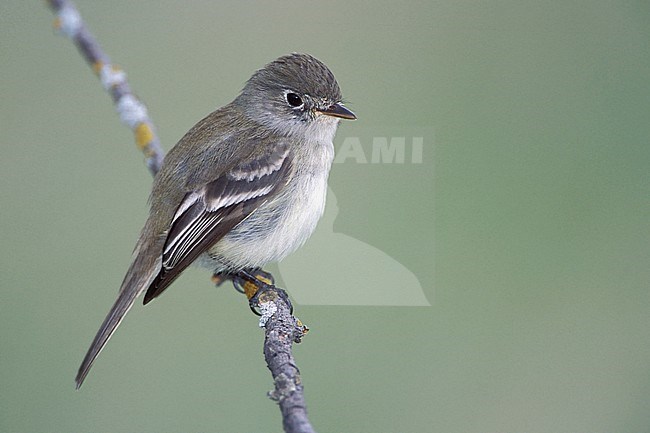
{"left": 2, "top": 1, "right": 649, "bottom": 432}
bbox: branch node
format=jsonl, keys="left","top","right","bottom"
{"left": 54, "top": 4, "right": 81, "bottom": 38}
{"left": 99, "top": 64, "right": 127, "bottom": 90}
{"left": 268, "top": 372, "right": 299, "bottom": 403}
{"left": 258, "top": 301, "right": 278, "bottom": 327}
{"left": 116, "top": 94, "right": 149, "bottom": 129}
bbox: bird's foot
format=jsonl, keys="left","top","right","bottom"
{"left": 213, "top": 268, "right": 291, "bottom": 315}
{"left": 237, "top": 269, "right": 292, "bottom": 316}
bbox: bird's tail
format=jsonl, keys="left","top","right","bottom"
{"left": 75, "top": 242, "right": 161, "bottom": 389}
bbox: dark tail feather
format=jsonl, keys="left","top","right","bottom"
{"left": 74, "top": 284, "right": 138, "bottom": 388}
{"left": 75, "top": 255, "right": 160, "bottom": 389}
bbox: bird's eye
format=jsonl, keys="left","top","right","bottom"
{"left": 286, "top": 92, "right": 303, "bottom": 107}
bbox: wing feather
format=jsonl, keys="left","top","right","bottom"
{"left": 143, "top": 143, "right": 292, "bottom": 304}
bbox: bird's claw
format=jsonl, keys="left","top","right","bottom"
{"left": 215, "top": 268, "right": 291, "bottom": 316}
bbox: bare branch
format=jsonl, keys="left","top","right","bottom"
{"left": 256, "top": 293, "right": 315, "bottom": 433}
{"left": 47, "top": 0, "right": 164, "bottom": 175}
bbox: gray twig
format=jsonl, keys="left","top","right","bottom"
{"left": 256, "top": 293, "right": 315, "bottom": 433}
{"left": 47, "top": 2, "right": 317, "bottom": 431}
{"left": 47, "top": 0, "right": 164, "bottom": 176}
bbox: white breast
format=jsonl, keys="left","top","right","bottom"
{"left": 208, "top": 135, "right": 335, "bottom": 271}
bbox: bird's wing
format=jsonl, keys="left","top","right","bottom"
{"left": 75, "top": 142, "right": 292, "bottom": 389}
{"left": 143, "top": 142, "right": 293, "bottom": 304}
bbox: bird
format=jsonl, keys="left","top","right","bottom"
{"left": 75, "top": 53, "right": 356, "bottom": 388}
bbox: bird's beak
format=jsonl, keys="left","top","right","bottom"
{"left": 317, "top": 103, "right": 357, "bottom": 120}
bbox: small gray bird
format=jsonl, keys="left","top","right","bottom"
{"left": 75, "top": 53, "right": 356, "bottom": 388}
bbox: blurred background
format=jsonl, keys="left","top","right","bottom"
{"left": 2, "top": 1, "right": 649, "bottom": 432}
